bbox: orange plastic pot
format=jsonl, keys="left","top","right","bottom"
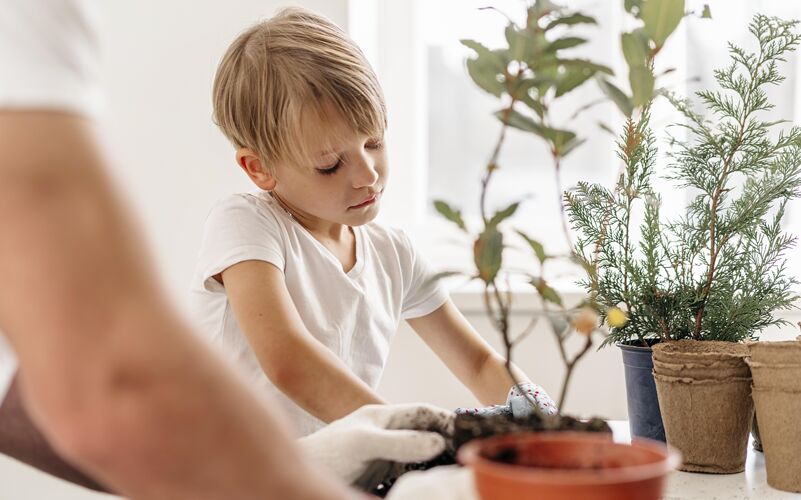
{"left": 458, "top": 431, "right": 680, "bottom": 500}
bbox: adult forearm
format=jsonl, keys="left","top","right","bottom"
{"left": 0, "top": 376, "right": 107, "bottom": 492}
{"left": 267, "top": 338, "right": 386, "bottom": 423}
{"left": 0, "top": 113, "right": 353, "bottom": 500}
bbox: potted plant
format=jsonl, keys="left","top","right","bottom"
{"left": 747, "top": 337, "right": 801, "bottom": 491}
{"left": 429, "top": 1, "right": 684, "bottom": 498}
{"left": 567, "top": 12, "right": 801, "bottom": 475}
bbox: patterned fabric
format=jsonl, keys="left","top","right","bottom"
{"left": 455, "top": 382, "right": 558, "bottom": 418}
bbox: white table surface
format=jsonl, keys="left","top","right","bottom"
{"left": 392, "top": 420, "right": 801, "bottom": 500}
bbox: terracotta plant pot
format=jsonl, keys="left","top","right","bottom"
{"left": 653, "top": 373, "right": 753, "bottom": 473}
{"left": 752, "top": 386, "right": 801, "bottom": 492}
{"left": 458, "top": 431, "right": 679, "bottom": 500}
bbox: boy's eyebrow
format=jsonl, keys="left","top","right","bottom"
{"left": 311, "top": 148, "right": 342, "bottom": 164}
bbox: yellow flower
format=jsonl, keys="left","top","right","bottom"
{"left": 607, "top": 307, "right": 629, "bottom": 328}
{"left": 573, "top": 307, "right": 599, "bottom": 336}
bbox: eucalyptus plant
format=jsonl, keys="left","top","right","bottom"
{"left": 566, "top": 14, "right": 801, "bottom": 348}
{"left": 434, "top": 0, "right": 686, "bottom": 412}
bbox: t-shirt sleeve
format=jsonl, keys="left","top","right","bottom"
{"left": 0, "top": 0, "right": 104, "bottom": 118}
{"left": 400, "top": 231, "right": 450, "bottom": 319}
{"left": 194, "top": 195, "right": 286, "bottom": 293}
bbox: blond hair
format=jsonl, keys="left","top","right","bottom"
{"left": 212, "top": 7, "right": 386, "bottom": 172}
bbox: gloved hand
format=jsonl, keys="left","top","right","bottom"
{"left": 385, "top": 465, "right": 477, "bottom": 500}
{"left": 299, "top": 403, "right": 454, "bottom": 484}
{"left": 455, "top": 382, "right": 558, "bottom": 418}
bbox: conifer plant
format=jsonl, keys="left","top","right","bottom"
{"left": 567, "top": 14, "right": 801, "bottom": 348}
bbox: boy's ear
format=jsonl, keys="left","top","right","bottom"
{"left": 235, "top": 148, "right": 277, "bottom": 190}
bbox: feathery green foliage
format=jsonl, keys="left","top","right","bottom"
{"left": 567, "top": 14, "right": 801, "bottom": 346}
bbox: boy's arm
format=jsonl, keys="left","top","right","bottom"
{"left": 221, "top": 259, "right": 386, "bottom": 423}
{"left": 0, "top": 112, "right": 353, "bottom": 500}
{"left": 406, "top": 299, "right": 530, "bottom": 405}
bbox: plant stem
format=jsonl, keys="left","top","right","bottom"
{"left": 553, "top": 153, "right": 574, "bottom": 249}
{"left": 558, "top": 335, "right": 593, "bottom": 410}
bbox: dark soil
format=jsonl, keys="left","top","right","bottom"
{"left": 357, "top": 411, "right": 611, "bottom": 497}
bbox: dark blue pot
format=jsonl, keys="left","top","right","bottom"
{"left": 618, "top": 341, "right": 666, "bottom": 443}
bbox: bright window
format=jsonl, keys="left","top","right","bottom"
{"left": 353, "top": 0, "right": 801, "bottom": 288}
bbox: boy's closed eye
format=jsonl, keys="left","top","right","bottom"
{"left": 314, "top": 139, "right": 384, "bottom": 176}
{"left": 316, "top": 158, "right": 342, "bottom": 176}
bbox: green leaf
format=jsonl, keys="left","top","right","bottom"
{"left": 461, "top": 39, "right": 507, "bottom": 97}
{"left": 495, "top": 108, "right": 539, "bottom": 132}
{"left": 561, "top": 137, "right": 586, "bottom": 157}
{"left": 494, "top": 109, "right": 576, "bottom": 147}
{"left": 701, "top": 4, "right": 712, "bottom": 18}
{"left": 517, "top": 230, "right": 547, "bottom": 263}
{"left": 552, "top": 129, "right": 578, "bottom": 153}
{"left": 461, "top": 39, "right": 505, "bottom": 69}
{"left": 511, "top": 79, "right": 546, "bottom": 117}
{"left": 474, "top": 227, "right": 503, "bottom": 283}
{"left": 641, "top": 0, "right": 685, "bottom": 47}
{"left": 527, "top": 0, "right": 560, "bottom": 24}
{"left": 505, "top": 24, "right": 539, "bottom": 63}
{"left": 545, "top": 13, "right": 597, "bottom": 31}
{"left": 598, "top": 121, "right": 616, "bottom": 135}
{"left": 629, "top": 65, "right": 655, "bottom": 107}
{"left": 433, "top": 200, "right": 467, "bottom": 231}
{"left": 488, "top": 201, "right": 520, "bottom": 227}
{"left": 625, "top": 0, "right": 643, "bottom": 14}
{"left": 532, "top": 277, "right": 563, "bottom": 306}
{"left": 621, "top": 32, "right": 648, "bottom": 70}
{"left": 555, "top": 67, "right": 594, "bottom": 97}
{"left": 557, "top": 58, "right": 613, "bottom": 76}
{"left": 547, "top": 36, "right": 588, "bottom": 52}
{"left": 596, "top": 77, "right": 633, "bottom": 117}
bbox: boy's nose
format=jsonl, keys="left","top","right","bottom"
{"left": 351, "top": 155, "right": 379, "bottom": 188}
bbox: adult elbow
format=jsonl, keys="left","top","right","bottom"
{"left": 35, "top": 368, "right": 160, "bottom": 475}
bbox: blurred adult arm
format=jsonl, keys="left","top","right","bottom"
{"left": 0, "top": 375, "right": 108, "bottom": 492}
{"left": 0, "top": 110, "right": 355, "bottom": 500}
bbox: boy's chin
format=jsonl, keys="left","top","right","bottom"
{"left": 343, "top": 208, "right": 380, "bottom": 226}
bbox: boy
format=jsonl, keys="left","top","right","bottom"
{"left": 191, "top": 7, "right": 556, "bottom": 437}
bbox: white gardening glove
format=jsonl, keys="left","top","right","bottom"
{"left": 385, "top": 465, "right": 478, "bottom": 500}
{"left": 455, "top": 382, "right": 558, "bottom": 418}
{"left": 298, "top": 404, "right": 454, "bottom": 484}
{"left": 507, "top": 382, "right": 558, "bottom": 416}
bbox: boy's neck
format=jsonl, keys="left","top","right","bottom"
{"left": 269, "top": 190, "right": 351, "bottom": 242}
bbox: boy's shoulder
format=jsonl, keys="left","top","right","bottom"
{"left": 203, "top": 191, "right": 289, "bottom": 240}
{"left": 207, "top": 191, "right": 283, "bottom": 222}
{"left": 360, "top": 220, "right": 415, "bottom": 252}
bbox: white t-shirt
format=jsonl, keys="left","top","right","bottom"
{"left": 0, "top": 0, "right": 103, "bottom": 401}
{"left": 190, "top": 192, "right": 449, "bottom": 436}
